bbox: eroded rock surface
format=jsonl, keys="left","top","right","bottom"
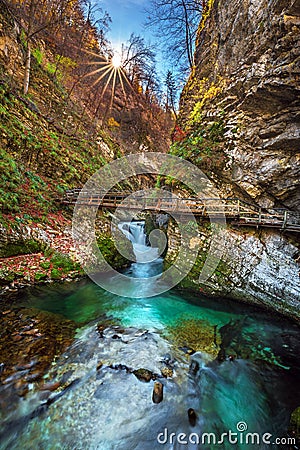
{"left": 170, "top": 0, "right": 300, "bottom": 319}
{"left": 179, "top": 0, "right": 300, "bottom": 209}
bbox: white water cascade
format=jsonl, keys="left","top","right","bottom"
{"left": 118, "top": 221, "right": 160, "bottom": 264}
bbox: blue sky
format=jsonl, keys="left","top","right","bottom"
{"left": 94, "top": 0, "right": 178, "bottom": 83}
{"left": 99, "top": 0, "right": 149, "bottom": 52}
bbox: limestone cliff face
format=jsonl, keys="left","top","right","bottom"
{"left": 178, "top": 0, "right": 300, "bottom": 209}
{"left": 165, "top": 221, "right": 300, "bottom": 320}
{"left": 169, "top": 0, "right": 300, "bottom": 320}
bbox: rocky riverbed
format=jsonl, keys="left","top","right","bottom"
{"left": 1, "top": 282, "right": 300, "bottom": 449}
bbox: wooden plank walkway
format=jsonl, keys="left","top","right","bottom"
{"left": 61, "top": 189, "right": 300, "bottom": 232}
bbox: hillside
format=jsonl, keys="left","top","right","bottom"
{"left": 0, "top": 0, "right": 170, "bottom": 287}
{"left": 0, "top": 0, "right": 172, "bottom": 220}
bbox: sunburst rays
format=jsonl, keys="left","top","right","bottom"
{"left": 79, "top": 48, "right": 133, "bottom": 117}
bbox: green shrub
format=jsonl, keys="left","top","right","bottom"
{"left": 32, "top": 47, "right": 44, "bottom": 65}
{"left": 0, "top": 269, "right": 14, "bottom": 284}
{"left": 50, "top": 268, "right": 62, "bottom": 280}
{"left": 50, "top": 252, "right": 80, "bottom": 273}
{"left": 34, "top": 272, "right": 47, "bottom": 281}
{"left": 0, "top": 239, "right": 45, "bottom": 257}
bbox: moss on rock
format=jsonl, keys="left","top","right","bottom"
{"left": 289, "top": 406, "right": 300, "bottom": 441}
{"left": 97, "top": 232, "right": 134, "bottom": 270}
{"left": 34, "top": 271, "right": 47, "bottom": 281}
{"left": 50, "top": 252, "right": 81, "bottom": 273}
{"left": 50, "top": 268, "right": 62, "bottom": 280}
{"left": 0, "top": 239, "right": 46, "bottom": 258}
{"left": 166, "top": 317, "right": 220, "bottom": 357}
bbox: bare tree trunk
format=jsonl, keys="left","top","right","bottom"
{"left": 181, "top": 0, "right": 193, "bottom": 70}
{"left": 23, "top": 40, "right": 31, "bottom": 95}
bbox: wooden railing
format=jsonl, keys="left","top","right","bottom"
{"left": 61, "top": 189, "right": 300, "bottom": 232}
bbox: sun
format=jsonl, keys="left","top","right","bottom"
{"left": 111, "top": 53, "right": 122, "bottom": 68}
{"left": 80, "top": 46, "right": 133, "bottom": 116}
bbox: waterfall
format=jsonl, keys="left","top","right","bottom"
{"left": 118, "top": 221, "right": 160, "bottom": 263}
{"left": 119, "top": 221, "right": 146, "bottom": 246}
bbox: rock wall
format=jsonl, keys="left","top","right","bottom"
{"left": 178, "top": 0, "right": 300, "bottom": 209}
{"left": 169, "top": 0, "right": 300, "bottom": 320}
{"left": 165, "top": 220, "right": 300, "bottom": 320}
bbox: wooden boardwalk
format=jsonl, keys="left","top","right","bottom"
{"left": 62, "top": 189, "right": 300, "bottom": 232}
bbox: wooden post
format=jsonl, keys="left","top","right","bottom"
{"left": 258, "top": 208, "right": 262, "bottom": 224}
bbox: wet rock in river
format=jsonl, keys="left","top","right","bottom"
{"left": 189, "top": 360, "right": 200, "bottom": 376}
{"left": 40, "top": 381, "right": 61, "bottom": 392}
{"left": 11, "top": 334, "right": 23, "bottom": 342}
{"left": 0, "top": 306, "right": 76, "bottom": 399}
{"left": 152, "top": 382, "right": 163, "bottom": 404}
{"left": 96, "top": 361, "right": 103, "bottom": 371}
{"left": 167, "top": 318, "right": 221, "bottom": 358}
{"left": 188, "top": 408, "right": 197, "bottom": 427}
{"left": 60, "top": 369, "right": 74, "bottom": 385}
{"left": 109, "top": 363, "right": 132, "bottom": 373}
{"left": 25, "top": 371, "right": 43, "bottom": 382}
{"left": 161, "top": 353, "right": 176, "bottom": 367}
{"left": 289, "top": 406, "right": 300, "bottom": 443}
{"left": 15, "top": 380, "right": 29, "bottom": 397}
{"left": 96, "top": 319, "right": 118, "bottom": 338}
{"left": 179, "top": 346, "right": 195, "bottom": 355}
{"left": 133, "top": 368, "right": 155, "bottom": 382}
{"left": 217, "top": 348, "right": 226, "bottom": 363}
{"left": 161, "top": 367, "right": 173, "bottom": 378}
{"left": 15, "top": 360, "right": 38, "bottom": 371}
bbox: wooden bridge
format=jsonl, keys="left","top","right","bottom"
{"left": 62, "top": 189, "right": 300, "bottom": 232}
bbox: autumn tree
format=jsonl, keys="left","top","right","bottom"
{"left": 53, "top": 0, "right": 111, "bottom": 101}
{"left": 122, "top": 33, "right": 156, "bottom": 91}
{"left": 144, "top": 65, "right": 160, "bottom": 104}
{"left": 145, "top": 0, "right": 203, "bottom": 73}
{"left": 7, "top": 0, "right": 76, "bottom": 93}
{"left": 165, "top": 70, "right": 178, "bottom": 118}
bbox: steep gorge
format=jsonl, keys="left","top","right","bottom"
{"left": 176, "top": 0, "right": 299, "bottom": 208}
{"left": 166, "top": 0, "right": 300, "bottom": 320}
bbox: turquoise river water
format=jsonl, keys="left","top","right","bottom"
{"left": 0, "top": 222, "right": 299, "bottom": 449}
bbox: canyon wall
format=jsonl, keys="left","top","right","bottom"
{"left": 167, "top": 0, "right": 300, "bottom": 320}
{"left": 177, "top": 0, "right": 299, "bottom": 209}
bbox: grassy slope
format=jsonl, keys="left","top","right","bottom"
{"left": 0, "top": 70, "right": 120, "bottom": 223}
{"left": 0, "top": 10, "right": 132, "bottom": 285}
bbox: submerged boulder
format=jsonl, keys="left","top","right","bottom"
{"left": 133, "top": 368, "right": 155, "bottom": 382}
{"left": 152, "top": 381, "right": 163, "bottom": 404}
